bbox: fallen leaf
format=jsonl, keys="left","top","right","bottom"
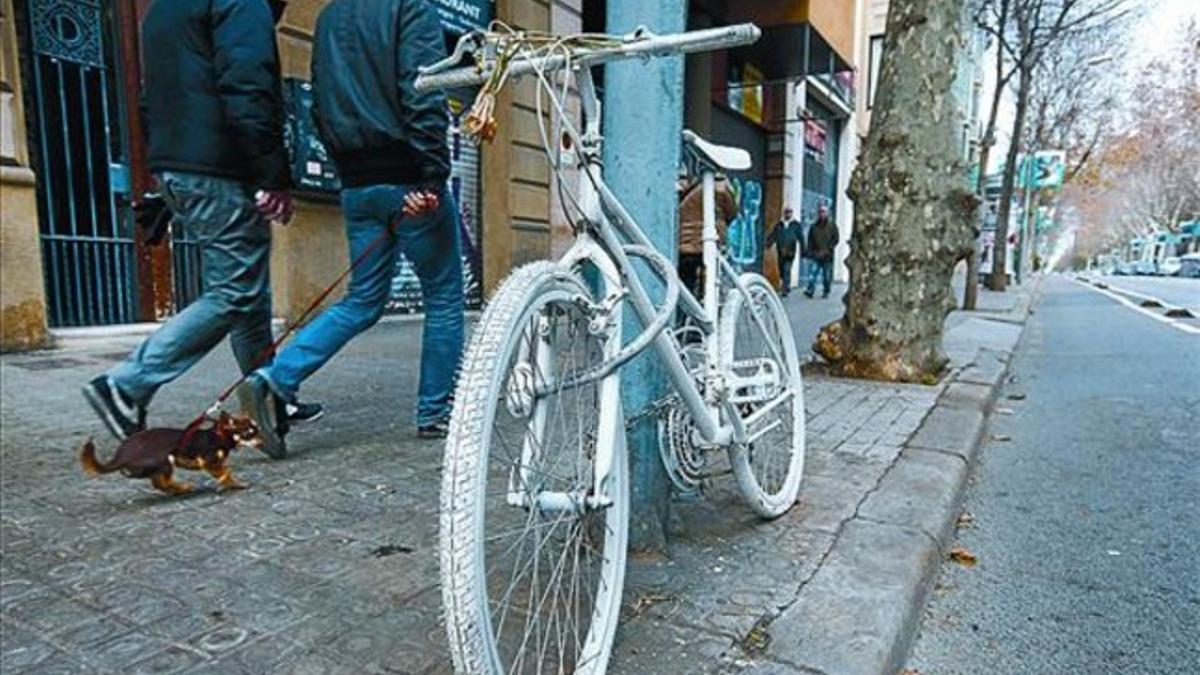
{"left": 1106, "top": 549, "right": 1121, "bottom": 556}
{"left": 994, "top": 407, "right": 1015, "bottom": 415}
{"left": 1006, "top": 392, "right": 1027, "bottom": 401}
{"left": 991, "top": 434, "right": 1012, "bottom": 442}
{"left": 901, "top": 669, "right": 923, "bottom": 675}
{"left": 956, "top": 512, "right": 976, "bottom": 529}
{"left": 949, "top": 547, "right": 978, "bottom": 567}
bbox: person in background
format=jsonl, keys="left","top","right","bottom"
{"left": 804, "top": 204, "right": 839, "bottom": 299}
{"left": 240, "top": 0, "right": 463, "bottom": 456}
{"left": 766, "top": 207, "right": 803, "bottom": 296}
{"left": 83, "top": 0, "right": 299, "bottom": 441}
{"left": 677, "top": 173, "right": 738, "bottom": 298}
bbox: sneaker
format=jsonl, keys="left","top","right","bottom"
{"left": 286, "top": 401, "right": 325, "bottom": 424}
{"left": 803, "top": 290, "right": 814, "bottom": 299}
{"left": 82, "top": 376, "right": 145, "bottom": 440}
{"left": 417, "top": 418, "right": 451, "bottom": 440}
{"left": 237, "top": 374, "right": 288, "bottom": 459}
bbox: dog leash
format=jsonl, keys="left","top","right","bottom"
{"left": 177, "top": 211, "right": 409, "bottom": 445}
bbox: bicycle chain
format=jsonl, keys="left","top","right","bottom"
{"left": 623, "top": 394, "right": 681, "bottom": 430}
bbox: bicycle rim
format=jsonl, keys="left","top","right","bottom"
{"left": 722, "top": 274, "right": 806, "bottom": 518}
{"left": 442, "top": 263, "right": 628, "bottom": 675}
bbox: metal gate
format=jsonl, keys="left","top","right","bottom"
{"left": 25, "top": 0, "right": 137, "bottom": 327}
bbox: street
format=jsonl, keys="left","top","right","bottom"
{"left": 1094, "top": 275, "right": 1200, "bottom": 315}
{"left": 908, "top": 275, "right": 1200, "bottom": 674}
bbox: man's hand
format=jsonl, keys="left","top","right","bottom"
{"left": 402, "top": 190, "right": 440, "bottom": 219}
{"left": 255, "top": 190, "right": 294, "bottom": 225}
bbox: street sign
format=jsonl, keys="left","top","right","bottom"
{"left": 1034, "top": 151, "right": 1065, "bottom": 188}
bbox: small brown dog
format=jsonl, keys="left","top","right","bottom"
{"left": 79, "top": 412, "right": 263, "bottom": 495}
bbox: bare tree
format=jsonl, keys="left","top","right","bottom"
{"left": 1060, "top": 20, "right": 1200, "bottom": 254}
{"left": 813, "top": 0, "right": 977, "bottom": 382}
{"left": 979, "top": 0, "right": 1130, "bottom": 291}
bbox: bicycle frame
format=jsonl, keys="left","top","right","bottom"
{"left": 419, "top": 24, "right": 792, "bottom": 506}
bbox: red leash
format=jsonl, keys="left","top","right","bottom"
{"left": 178, "top": 215, "right": 404, "bottom": 442}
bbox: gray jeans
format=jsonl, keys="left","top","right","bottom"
{"left": 109, "top": 172, "right": 273, "bottom": 405}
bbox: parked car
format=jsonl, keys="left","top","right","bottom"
{"left": 1114, "top": 261, "right": 1134, "bottom": 276}
{"left": 1179, "top": 253, "right": 1200, "bottom": 279}
{"left": 1133, "top": 260, "right": 1157, "bottom": 275}
{"left": 1158, "top": 256, "right": 1182, "bottom": 276}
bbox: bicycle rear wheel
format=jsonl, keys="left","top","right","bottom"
{"left": 441, "top": 262, "right": 628, "bottom": 675}
{"left": 720, "top": 273, "right": 806, "bottom": 518}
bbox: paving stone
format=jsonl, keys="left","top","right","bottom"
{"left": 0, "top": 318, "right": 969, "bottom": 674}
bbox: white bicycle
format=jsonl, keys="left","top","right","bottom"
{"left": 417, "top": 22, "right": 805, "bottom": 675}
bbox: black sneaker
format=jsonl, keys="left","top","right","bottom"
{"left": 286, "top": 401, "right": 325, "bottom": 424}
{"left": 237, "top": 374, "right": 287, "bottom": 459}
{"left": 82, "top": 376, "right": 145, "bottom": 440}
{"left": 417, "top": 418, "right": 451, "bottom": 440}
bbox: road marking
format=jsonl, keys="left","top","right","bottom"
{"left": 1075, "top": 279, "right": 1200, "bottom": 336}
{"left": 1094, "top": 279, "right": 1195, "bottom": 311}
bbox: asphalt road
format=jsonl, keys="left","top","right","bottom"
{"left": 1096, "top": 274, "right": 1200, "bottom": 313}
{"left": 907, "top": 275, "right": 1200, "bottom": 674}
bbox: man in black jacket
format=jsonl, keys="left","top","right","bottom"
{"left": 84, "top": 0, "right": 297, "bottom": 441}
{"left": 804, "top": 205, "right": 839, "bottom": 299}
{"left": 242, "top": 0, "right": 465, "bottom": 448}
{"left": 766, "top": 207, "right": 803, "bottom": 296}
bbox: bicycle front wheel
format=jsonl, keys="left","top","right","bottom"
{"left": 720, "top": 273, "right": 806, "bottom": 519}
{"left": 441, "top": 262, "right": 629, "bottom": 675}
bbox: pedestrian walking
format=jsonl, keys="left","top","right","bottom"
{"left": 83, "top": 0, "right": 298, "bottom": 441}
{"left": 677, "top": 174, "right": 737, "bottom": 298}
{"left": 766, "top": 207, "right": 803, "bottom": 296}
{"left": 240, "top": 0, "right": 464, "bottom": 455}
{"left": 804, "top": 205, "right": 838, "bottom": 299}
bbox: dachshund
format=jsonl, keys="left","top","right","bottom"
{"left": 79, "top": 412, "right": 263, "bottom": 495}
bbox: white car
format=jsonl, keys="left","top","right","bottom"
{"left": 1158, "top": 257, "right": 1182, "bottom": 276}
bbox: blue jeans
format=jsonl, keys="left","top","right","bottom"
{"left": 260, "top": 184, "right": 465, "bottom": 426}
{"left": 110, "top": 172, "right": 273, "bottom": 405}
{"left": 806, "top": 257, "right": 833, "bottom": 296}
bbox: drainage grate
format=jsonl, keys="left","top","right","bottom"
{"left": 9, "top": 357, "right": 91, "bottom": 371}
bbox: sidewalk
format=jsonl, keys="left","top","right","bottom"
{"left": 0, "top": 280, "right": 1037, "bottom": 674}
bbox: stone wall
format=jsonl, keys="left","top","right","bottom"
{"left": 0, "top": 0, "right": 49, "bottom": 351}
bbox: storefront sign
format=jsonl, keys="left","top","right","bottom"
{"left": 433, "top": 0, "right": 494, "bottom": 34}
{"left": 804, "top": 119, "right": 827, "bottom": 164}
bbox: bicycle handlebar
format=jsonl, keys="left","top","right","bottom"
{"left": 414, "top": 23, "right": 761, "bottom": 93}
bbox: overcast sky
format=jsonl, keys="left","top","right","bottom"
{"left": 1129, "top": 0, "right": 1199, "bottom": 66}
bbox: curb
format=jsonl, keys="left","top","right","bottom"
{"left": 756, "top": 288, "right": 1039, "bottom": 675}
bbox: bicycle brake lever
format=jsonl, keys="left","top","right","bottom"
{"left": 419, "top": 31, "right": 485, "bottom": 76}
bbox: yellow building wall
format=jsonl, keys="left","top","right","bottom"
{"left": 0, "top": 0, "right": 50, "bottom": 351}
{"left": 725, "top": 0, "right": 857, "bottom": 67}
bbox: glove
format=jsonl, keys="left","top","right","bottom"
{"left": 255, "top": 190, "right": 294, "bottom": 225}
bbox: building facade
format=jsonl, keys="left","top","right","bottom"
{"left": 0, "top": 0, "right": 859, "bottom": 351}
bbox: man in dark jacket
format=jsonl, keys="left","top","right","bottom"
{"left": 766, "top": 207, "right": 803, "bottom": 296}
{"left": 242, "top": 0, "right": 464, "bottom": 450}
{"left": 804, "top": 205, "right": 839, "bottom": 299}
{"left": 83, "top": 0, "right": 295, "bottom": 441}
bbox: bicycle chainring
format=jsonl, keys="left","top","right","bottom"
{"left": 657, "top": 405, "right": 707, "bottom": 496}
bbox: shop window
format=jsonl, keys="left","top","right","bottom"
{"left": 868, "top": 34, "right": 884, "bottom": 108}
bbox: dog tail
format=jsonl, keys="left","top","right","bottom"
{"left": 79, "top": 438, "right": 118, "bottom": 476}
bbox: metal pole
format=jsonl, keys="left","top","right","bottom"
{"left": 603, "top": 0, "right": 686, "bottom": 553}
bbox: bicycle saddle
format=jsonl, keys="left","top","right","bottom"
{"left": 682, "top": 130, "right": 752, "bottom": 172}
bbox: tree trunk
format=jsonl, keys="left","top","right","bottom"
{"left": 814, "top": 0, "right": 976, "bottom": 383}
{"left": 988, "top": 61, "right": 1032, "bottom": 292}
